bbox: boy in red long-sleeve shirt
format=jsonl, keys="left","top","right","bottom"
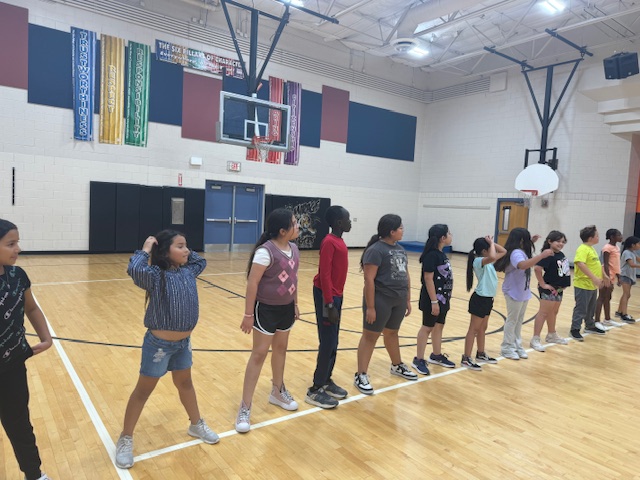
{"left": 305, "top": 206, "right": 352, "bottom": 409}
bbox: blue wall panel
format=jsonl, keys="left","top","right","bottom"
{"left": 149, "top": 56, "right": 183, "bottom": 126}
{"left": 346, "top": 102, "right": 416, "bottom": 161}
{"left": 28, "top": 25, "right": 72, "bottom": 109}
{"left": 300, "top": 89, "right": 321, "bottom": 148}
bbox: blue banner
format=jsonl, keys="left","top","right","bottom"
{"left": 72, "top": 27, "right": 96, "bottom": 141}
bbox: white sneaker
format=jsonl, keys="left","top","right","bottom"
{"left": 529, "top": 336, "right": 546, "bottom": 352}
{"left": 354, "top": 372, "right": 374, "bottom": 395}
{"left": 516, "top": 349, "right": 528, "bottom": 359}
{"left": 235, "top": 403, "right": 251, "bottom": 433}
{"left": 187, "top": 418, "right": 220, "bottom": 444}
{"left": 115, "top": 435, "right": 134, "bottom": 469}
{"left": 502, "top": 351, "right": 519, "bottom": 360}
{"left": 545, "top": 332, "right": 569, "bottom": 345}
{"left": 268, "top": 383, "right": 299, "bottom": 411}
{"left": 594, "top": 321, "right": 609, "bottom": 331}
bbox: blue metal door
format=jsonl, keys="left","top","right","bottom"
{"left": 204, "top": 181, "right": 263, "bottom": 252}
{"left": 233, "top": 185, "right": 262, "bottom": 250}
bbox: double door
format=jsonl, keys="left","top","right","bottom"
{"left": 204, "top": 181, "right": 264, "bottom": 252}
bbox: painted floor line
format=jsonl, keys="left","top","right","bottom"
{"left": 33, "top": 294, "right": 133, "bottom": 480}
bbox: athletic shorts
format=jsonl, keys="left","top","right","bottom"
{"left": 140, "top": 331, "right": 192, "bottom": 378}
{"left": 254, "top": 301, "right": 296, "bottom": 335}
{"left": 620, "top": 275, "right": 636, "bottom": 286}
{"left": 363, "top": 292, "right": 406, "bottom": 333}
{"left": 538, "top": 286, "right": 565, "bottom": 302}
{"left": 468, "top": 292, "right": 494, "bottom": 317}
{"left": 422, "top": 302, "right": 450, "bottom": 327}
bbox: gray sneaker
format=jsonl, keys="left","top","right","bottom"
{"left": 305, "top": 387, "right": 339, "bottom": 409}
{"left": 323, "top": 379, "right": 348, "bottom": 399}
{"left": 188, "top": 418, "right": 220, "bottom": 444}
{"left": 115, "top": 435, "right": 134, "bottom": 469}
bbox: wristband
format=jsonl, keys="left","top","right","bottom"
{"left": 431, "top": 301, "right": 438, "bottom": 304}
{"left": 244, "top": 313, "right": 254, "bottom": 317}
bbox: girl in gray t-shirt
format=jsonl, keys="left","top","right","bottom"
{"left": 354, "top": 214, "right": 417, "bottom": 396}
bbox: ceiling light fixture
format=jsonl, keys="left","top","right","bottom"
{"left": 543, "top": 0, "right": 565, "bottom": 13}
{"left": 284, "top": 0, "right": 305, "bottom": 6}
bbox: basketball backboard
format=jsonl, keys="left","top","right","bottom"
{"left": 216, "top": 91, "right": 291, "bottom": 152}
{"left": 515, "top": 163, "right": 559, "bottom": 196}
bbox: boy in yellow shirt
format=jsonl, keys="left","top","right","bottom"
{"left": 570, "top": 225, "right": 610, "bottom": 341}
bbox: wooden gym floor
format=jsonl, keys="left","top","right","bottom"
{"left": 2, "top": 250, "right": 639, "bottom": 479}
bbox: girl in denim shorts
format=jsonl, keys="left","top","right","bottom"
{"left": 530, "top": 231, "right": 571, "bottom": 352}
{"left": 115, "top": 230, "right": 218, "bottom": 469}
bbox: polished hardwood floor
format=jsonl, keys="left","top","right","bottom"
{"left": 2, "top": 250, "right": 639, "bottom": 479}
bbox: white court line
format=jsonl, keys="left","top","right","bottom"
{"left": 33, "top": 294, "right": 133, "bottom": 480}
{"left": 133, "top": 348, "right": 530, "bottom": 462}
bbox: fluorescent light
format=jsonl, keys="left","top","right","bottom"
{"left": 409, "top": 46, "right": 429, "bottom": 57}
{"left": 543, "top": 0, "right": 565, "bottom": 13}
{"left": 285, "top": 0, "right": 305, "bottom": 6}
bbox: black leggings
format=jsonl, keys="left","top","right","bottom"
{"left": 0, "top": 362, "right": 42, "bottom": 480}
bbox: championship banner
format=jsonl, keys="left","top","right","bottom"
{"left": 267, "top": 76, "right": 284, "bottom": 164}
{"left": 156, "top": 40, "right": 243, "bottom": 79}
{"left": 71, "top": 27, "right": 96, "bottom": 141}
{"left": 125, "top": 41, "right": 150, "bottom": 147}
{"left": 99, "top": 34, "right": 125, "bottom": 144}
{"left": 284, "top": 81, "right": 301, "bottom": 166}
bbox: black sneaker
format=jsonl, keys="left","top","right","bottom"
{"left": 621, "top": 314, "right": 636, "bottom": 323}
{"left": 615, "top": 311, "right": 622, "bottom": 318}
{"left": 461, "top": 355, "right": 482, "bottom": 371}
{"left": 305, "top": 387, "right": 339, "bottom": 409}
{"left": 584, "top": 325, "right": 606, "bottom": 335}
{"left": 476, "top": 352, "right": 498, "bottom": 364}
{"left": 570, "top": 329, "right": 584, "bottom": 342}
{"left": 323, "top": 379, "right": 348, "bottom": 399}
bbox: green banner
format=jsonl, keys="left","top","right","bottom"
{"left": 125, "top": 41, "right": 150, "bottom": 147}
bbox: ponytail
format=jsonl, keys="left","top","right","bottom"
{"left": 467, "top": 237, "right": 491, "bottom": 292}
{"left": 247, "top": 208, "right": 294, "bottom": 276}
{"left": 360, "top": 214, "right": 402, "bottom": 270}
{"left": 420, "top": 224, "right": 449, "bottom": 263}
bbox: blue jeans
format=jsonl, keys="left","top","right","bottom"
{"left": 312, "top": 286, "right": 343, "bottom": 388}
{"left": 571, "top": 287, "right": 597, "bottom": 331}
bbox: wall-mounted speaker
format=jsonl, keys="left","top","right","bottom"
{"left": 603, "top": 52, "right": 639, "bottom": 80}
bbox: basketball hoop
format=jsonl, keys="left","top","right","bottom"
{"left": 252, "top": 135, "right": 273, "bottom": 162}
{"left": 521, "top": 189, "right": 538, "bottom": 208}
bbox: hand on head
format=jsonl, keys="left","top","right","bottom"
{"left": 143, "top": 236, "right": 158, "bottom": 253}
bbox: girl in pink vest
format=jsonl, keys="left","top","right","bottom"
{"left": 235, "top": 208, "right": 300, "bottom": 433}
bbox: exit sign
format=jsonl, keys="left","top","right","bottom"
{"left": 227, "top": 161, "right": 241, "bottom": 172}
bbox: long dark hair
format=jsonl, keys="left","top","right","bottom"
{"left": 495, "top": 228, "right": 535, "bottom": 273}
{"left": 542, "top": 230, "right": 566, "bottom": 251}
{"left": 622, "top": 236, "right": 640, "bottom": 253}
{"left": 146, "top": 229, "right": 185, "bottom": 307}
{"left": 360, "top": 214, "right": 402, "bottom": 269}
{"left": 420, "top": 224, "right": 449, "bottom": 263}
{"left": 467, "top": 237, "right": 490, "bottom": 292}
{"left": 0, "top": 219, "right": 17, "bottom": 241}
{"left": 247, "top": 208, "right": 295, "bottom": 275}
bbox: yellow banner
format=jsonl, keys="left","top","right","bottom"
{"left": 99, "top": 34, "right": 125, "bottom": 144}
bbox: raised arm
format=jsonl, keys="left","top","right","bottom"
{"left": 183, "top": 250, "right": 207, "bottom": 277}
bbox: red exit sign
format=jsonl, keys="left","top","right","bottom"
{"left": 227, "top": 161, "right": 241, "bottom": 172}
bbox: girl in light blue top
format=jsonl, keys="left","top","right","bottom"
{"left": 462, "top": 236, "right": 506, "bottom": 370}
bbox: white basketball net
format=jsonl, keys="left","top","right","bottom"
{"left": 252, "top": 136, "right": 273, "bottom": 162}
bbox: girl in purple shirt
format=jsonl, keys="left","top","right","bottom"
{"left": 495, "top": 228, "right": 552, "bottom": 360}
